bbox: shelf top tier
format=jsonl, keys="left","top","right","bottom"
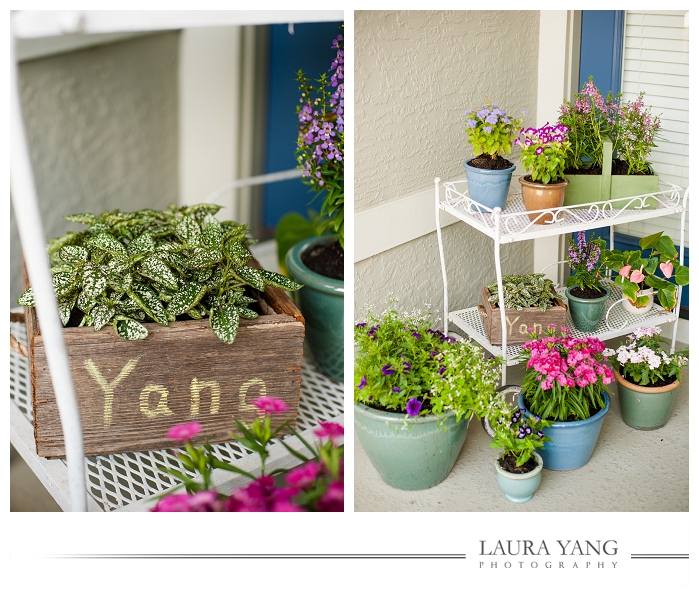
{"left": 437, "top": 179, "right": 686, "bottom": 244}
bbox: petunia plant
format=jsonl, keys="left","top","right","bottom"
{"left": 487, "top": 403, "right": 550, "bottom": 470}
{"left": 601, "top": 231, "right": 689, "bottom": 311}
{"left": 152, "top": 397, "right": 343, "bottom": 512}
{"left": 354, "top": 297, "right": 502, "bottom": 424}
{"left": 515, "top": 122, "right": 571, "bottom": 184}
{"left": 17, "top": 204, "right": 302, "bottom": 344}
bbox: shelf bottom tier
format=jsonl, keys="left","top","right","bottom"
{"left": 448, "top": 283, "right": 678, "bottom": 364}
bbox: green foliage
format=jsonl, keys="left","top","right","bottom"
{"left": 601, "top": 231, "right": 689, "bottom": 311}
{"left": 17, "top": 204, "right": 303, "bottom": 344}
{"left": 487, "top": 274, "right": 557, "bottom": 312}
{"left": 487, "top": 402, "right": 551, "bottom": 468}
{"left": 354, "top": 297, "right": 502, "bottom": 423}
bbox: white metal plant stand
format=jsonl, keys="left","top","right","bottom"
{"left": 9, "top": 10, "right": 344, "bottom": 512}
{"left": 434, "top": 177, "right": 688, "bottom": 383}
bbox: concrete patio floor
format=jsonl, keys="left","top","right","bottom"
{"left": 354, "top": 338, "right": 689, "bottom": 512}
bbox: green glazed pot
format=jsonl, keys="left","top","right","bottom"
{"left": 614, "top": 368, "right": 681, "bottom": 430}
{"left": 285, "top": 235, "right": 344, "bottom": 382}
{"left": 565, "top": 286, "right": 610, "bottom": 332}
{"left": 495, "top": 452, "right": 543, "bottom": 503}
{"left": 354, "top": 402, "right": 470, "bottom": 490}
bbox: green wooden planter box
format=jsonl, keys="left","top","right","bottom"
{"left": 564, "top": 139, "right": 659, "bottom": 209}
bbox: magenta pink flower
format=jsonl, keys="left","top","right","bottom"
{"left": 166, "top": 421, "right": 202, "bottom": 442}
{"left": 629, "top": 269, "right": 645, "bottom": 284}
{"left": 251, "top": 396, "right": 289, "bottom": 414}
{"left": 618, "top": 264, "right": 632, "bottom": 279}
{"left": 151, "top": 490, "right": 221, "bottom": 512}
{"left": 286, "top": 461, "right": 321, "bottom": 487}
{"left": 314, "top": 421, "right": 344, "bottom": 443}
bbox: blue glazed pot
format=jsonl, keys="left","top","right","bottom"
{"left": 463, "top": 159, "right": 516, "bottom": 211}
{"left": 517, "top": 392, "right": 610, "bottom": 471}
{"left": 285, "top": 235, "right": 344, "bottom": 382}
{"left": 354, "top": 402, "right": 470, "bottom": 490}
{"left": 495, "top": 452, "right": 543, "bottom": 503}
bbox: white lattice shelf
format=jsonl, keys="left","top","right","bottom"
{"left": 10, "top": 316, "right": 344, "bottom": 512}
{"left": 448, "top": 279, "right": 679, "bottom": 365}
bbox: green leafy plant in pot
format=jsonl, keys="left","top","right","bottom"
{"left": 17, "top": 203, "right": 302, "bottom": 344}
{"left": 283, "top": 27, "right": 344, "bottom": 382}
{"left": 601, "top": 231, "right": 689, "bottom": 314}
{"left": 515, "top": 123, "right": 571, "bottom": 223}
{"left": 463, "top": 102, "right": 525, "bottom": 211}
{"left": 603, "top": 326, "right": 688, "bottom": 430}
{"left": 354, "top": 298, "right": 502, "bottom": 490}
{"left": 565, "top": 231, "right": 609, "bottom": 332}
{"left": 487, "top": 397, "right": 550, "bottom": 503}
{"left": 516, "top": 325, "right": 614, "bottom": 470}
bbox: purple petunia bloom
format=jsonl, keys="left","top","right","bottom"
{"left": 403, "top": 361, "right": 411, "bottom": 372}
{"left": 438, "top": 366, "right": 446, "bottom": 376}
{"left": 412, "top": 332, "right": 421, "bottom": 339}
{"left": 382, "top": 364, "right": 396, "bottom": 375}
{"left": 535, "top": 146, "right": 543, "bottom": 155}
{"left": 357, "top": 376, "right": 367, "bottom": 390}
{"left": 406, "top": 398, "right": 422, "bottom": 417}
{"left": 392, "top": 387, "right": 400, "bottom": 393}
{"left": 355, "top": 322, "right": 367, "bottom": 328}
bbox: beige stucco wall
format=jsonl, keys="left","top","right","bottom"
{"left": 354, "top": 10, "right": 539, "bottom": 319}
{"left": 10, "top": 32, "right": 179, "bottom": 305}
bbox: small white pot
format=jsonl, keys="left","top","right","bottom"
{"left": 622, "top": 288, "right": 654, "bottom": 315}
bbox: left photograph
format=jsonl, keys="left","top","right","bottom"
{"left": 10, "top": 10, "right": 344, "bottom": 512}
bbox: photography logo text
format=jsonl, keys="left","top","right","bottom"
{"left": 478, "top": 539, "right": 618, "bottom": 570}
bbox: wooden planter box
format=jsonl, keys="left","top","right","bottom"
{"left": 478, "top": 286, "right": 567, "bottom": 346}
{"left": 23, "top": 261, "right": 305, "bottom": 458}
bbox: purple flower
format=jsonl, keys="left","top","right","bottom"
{"left": 403, "top": 361, "right": 411, "bottom": 372}
{"left": 392, "top": 387, "right": 400, "bottom": 393}
{"left": 411, "top": 332, "right": 421, "bottom": 339}
{"left": 483, "top": 126, "right": 492, "bottom": 134}
{"left": 485, "top": 113, "right": 499, "bottom": 125}
{"left": 466, "top": 119, "right": 477, "bottom": 129}
{"left": 357, "top": 376, "right": 367, "bottom": 390}
{"left": 477, "top": 108, "right": 490, "bottom": 119}
{"left": 355, "top": 322, "right": 367, "bottom": 328}
{"left": 438, "top": 366, "right": 446, "bottom": 376}
{"left": 535, "top": 146, "right": 543, "bottom": 155}
{"left": 382, "top": 364, "right": 396, "bottom": 375}
{"left": 406, "top": 398, "right": 422, "bottom": 417}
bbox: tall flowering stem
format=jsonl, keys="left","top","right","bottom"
{"left": 518, "top": 326, "right": 613, "bottom": 422}
{"left": 296, "top": 27, "right": 344, "bottom": 248}
{"left": 566, "top": 230, "right": 606, "bottom": 292}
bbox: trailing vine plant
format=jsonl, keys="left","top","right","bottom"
{"left": 17, "top": 203, "right": 302, "bottom": 344}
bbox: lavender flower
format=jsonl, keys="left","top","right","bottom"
{"left": 382, "top": 364, "right": 396, "bottom": 375}
{"left": 406, "top": 398, "right": 422, "bottom": 417}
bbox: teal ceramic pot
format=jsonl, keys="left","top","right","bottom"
{"left": 495, "top": 452, "right": 543, "bottom": 503}
{"left": 285, "top": 235, "right": 344, "bottom": 382}
{"left": 614, "top": 368, "right": 680, "bottom": 430}
{"left": 518, "top": 392, "right": 610, "bottom": 471}
{"left": 354, "top": 402, "right": 470, "bottom": 490}
{"left": 463, "top": 160, "right": 515, "bottom": 211}
{"left": 565, "top": 286, "right": 610, "bottom": 332}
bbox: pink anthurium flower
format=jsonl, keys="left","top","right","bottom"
{"left": 629, "top": 270, "right": 645, "bottom": 284}
{"left": 618, "top": 264, "right": 632, "bottom": 279}
{"left": 659, "top": 261, "right": 674, "bottom": 278}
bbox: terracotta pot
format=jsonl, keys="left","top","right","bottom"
{"left": 519, "top": 176, "right": 569, "bottom": 223}
{"left": 614, "top": 368, "right": 681, "bottom": 430}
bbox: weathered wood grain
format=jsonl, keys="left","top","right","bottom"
{"left": 24, "top": 260, "right": 305, "bottom": 458}
{"left": 478, "top": 286, "right": 568, "bottom": 346}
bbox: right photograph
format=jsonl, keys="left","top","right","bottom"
{"left": 353, "top": 10, "right": 689, "bottom": 512}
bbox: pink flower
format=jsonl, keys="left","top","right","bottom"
{"left": 630, "top": 270, "right": 645, "bottom": 284}
{"left": 285, "top": 461, "right": 321, "bottom": 487}
{"left": 659, "top": 261, "right": 674, "bottom": 278}
{"left": 619, "top": 265, "right": 632, "bottom": 279}
{"left": 316, "top": 480, "right": 344, "bottom": 512}
{"left": 251, "top": 396, "right": 289, "bottom": 414}
{"left": 151, "top": 490, "right": 221, "bottom": 512}
{"left": 166, "top": 421, "right": 202, "bottom": 442}
{"left": 314, "top": 421, "right": 345, "bottom": 443}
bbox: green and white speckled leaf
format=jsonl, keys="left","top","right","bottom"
{"left": 47, "top": 232, "right": 82, "bottom": 258}
{"left": 52, "top": 271, "right": 76, "bottom": 298}
{"left": 17, "top": 287, "right": 35, "bottom": 307}
{"left": 235, "top": 265, "right": 266, "bottom": 291}
{"left": 224, "top": 240, "right": 252, "bottom": 266}
{"left": 237, "top": 307, "right": 258, "bottom": 320}
{"left": 202, "top": 220, "right": 223, "bottom": 249}
{"left": 59, "top": 245, "right": 89, "bottom": 264}
{"left": 223, "top": 224, "right": 249, "bottom": 244}
{"left": 186, "top": 307, "right": 204, "bottom": 319}
{"left": 139, "top": 256, "right": 179, "bottom": 290}
{"left": 77, "top": 290, "right": 97, "bottom": 313}
{"left": 195, "top": 267, "right": 214, "bottom": 283}
{"left": 107, "top": 271, "right": 133, "bottom": 292}
{"left": 261, "top": 270, "right": 303, "bottom": 291}
{"left": 166, "top": 281, "right": 207, "bottom": 316}
{"left": 114, "top": 318, "right": 148, "bottom": 341}
{"left": 64, "top": 212, "right": 97, "bottom": 225}
{"left": 211, "top": 304, "right": 240, "bottom": 344}
{"left": 128, "top": 232, "right": 155, "bottom": 256}
{"left": 149, "top": 224, "right": 175, "bottom": 238}
{"left": 175, "top": 215, "right": 201, "bottom": 245}
{"left": 88, "top": 232, "right": 127, "bottom": 256}
{"left": 91, "top": 304, "right": 115, "bottom": 331}
{"left": 128, "top": 286, "right": 169, "bottom": 326}
{"left": 188, "top": 249, "right": 222, "bottom": 269}
{"left": 82, "top": 265, "right": 108, "bottom": 298}
{"left": 58, "top": 293, "right": 77, "bottom": 325}
{"left": 234, "top": 294, "right": 257, "bottom": 306}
